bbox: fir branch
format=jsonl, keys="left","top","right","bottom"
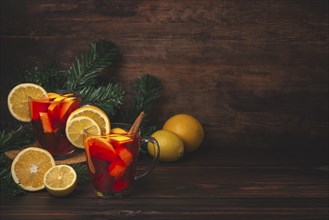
{"left": 78, "top": 83, "right": 125, "bottom": 117}
{"left": 1, "top": 40, "right": 164, "bottom": 196}
{"left": 18, "top": 61, "right": 67, "bottom": 91}
{"left": 133, "top": 74, "right": 162, "bottom": 113}
{"left": 65, "top": 40, "right": 119, "bottom": 91}
{"left": 0, "top": 154, "right": 26, "bottom": 197}
{"left": 131, "top": 74, "right": 162, "bottom": 122}
{"left": 71, "top": 163, "right": 89, "bottom": 184}
{"left": 0, "top": 124, "right": 34, "bottom": 154}
{"left": 0, "top": 125, "right": 34, "bottom": 197}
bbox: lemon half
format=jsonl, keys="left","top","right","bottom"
{"left": 66, "top": 116, "right": 101, "bottom": 148}
{"left": 67, "top": 105, "right": 110, "bottom": 135}
{"left": 43, "top": 165, "right": 77, "bottom": 197}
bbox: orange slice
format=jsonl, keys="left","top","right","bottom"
{"left": 115, "top": 146, "right": 133, "bottom": 166}
{"left": 59, "top": 100, "right": 79, "bottom": 121}
{"left": 110, "top": 135, "right": 132, "bottom": 143}
{"left": 48, "top": 102, "right": 60, "bottom": 120}
{"left": 110, "top": 127, "right": 128, "bottom": 135}
{"left": 40, "top": 112, "right": 55, "bottom": 133}
{"left": 47, "top": 92, "right": 60, "bottom": 100}
{"left": 53, "top": 96, "right": 66, "bottom": 102}
{"left": 84, "top": 137, "right": 96, "bottom": 174}
{"left": 108, "top": 159, "right": 126, "bottom": 180}
{"left": 11, "top": 147, "right": 55, "bottom": 191}
{"left": 87, "top": 137, "right": 117, "bottom": 161}
{"left": 7, "top": 83, "right": 48, "bottom": 122}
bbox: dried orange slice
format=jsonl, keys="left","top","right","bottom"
{"left": 11, "top": 147, "right": 55, "bottom": 191}
{"left": 43, "top": 165, "right": 77, "bottom": 197}
{"left": 7, "top": 83, "right": 48, "bottom": 122}
{"left": 67, "top": 105, "right": 110, "bottom": 135}
{"left": 83, "top": 137, "right": 96, "bottom": 174}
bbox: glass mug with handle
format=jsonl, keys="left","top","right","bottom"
{"left": 29, "top": 91, "right": 82, "bottom": 159}
{"left": 83, "top": 123, "right": 160, "bottom": 198}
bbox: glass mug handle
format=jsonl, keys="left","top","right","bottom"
{"left": 135, "top": 137, "right": 160, "bottom": 180}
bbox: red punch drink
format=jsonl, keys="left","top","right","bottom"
{"left": 84, "top": 123, "right": 160, "bottom": 198}
{"left": 29, "top": 92, "right": 81, "bottom": 159}
{"left": 85, "top": 134, "right": 139, "bottom": 197}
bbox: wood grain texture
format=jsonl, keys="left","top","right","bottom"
{"left": 0, "top": 2, "right": 328, "bottom": 219}
{"left": 0, "top": 147, "right": 328, "bottom": 219}
{"left": 0, "top": 0, "right": 328, "bottom": 150}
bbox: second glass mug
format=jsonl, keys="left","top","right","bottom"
{"left": 83, "top": 123, "right": 160, "bottom": 198}
{"left": 29, "top": 91, "right": 82, "bottom": 159}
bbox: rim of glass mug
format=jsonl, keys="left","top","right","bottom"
{"left": 28, "top": 90, "right": 82, "bottom": 103}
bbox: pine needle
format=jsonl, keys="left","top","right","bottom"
{"left": 0, "top": 124, "right": 34, "bottom": 154}
{"left": 129, "top": 74, "right": 162, "bottom": 123}
{"left": 71, "top": 163, "right": 89, "bottom": 184}
{"left": 17, "top": 61, "right": 67, "bottom": 91}
{"left": 133, "top": 74, "right": 162, "bottom": 113}
{"left": 78, "top": 83, "right": 124, "bottom": 117}
{"left": 0, "top": 154, "right": 26, "bottom": 197}
{"left": 2, "top": 40, "right": 163, "bottom": 197}
{"left": 65, "top": 40, "right": 118, "bottom": 91}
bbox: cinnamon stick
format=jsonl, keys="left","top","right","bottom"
{"left": 128, "top": 111, "right": 144, "bottom": 135}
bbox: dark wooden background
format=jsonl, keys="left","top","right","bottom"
{"left": 1, "top": 1, "right": 328, "bottom": 219}
{"left": 1, "top": 0, "right": 328, "bottom": 151}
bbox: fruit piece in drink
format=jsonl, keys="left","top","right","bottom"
{"left": 108, "top": 159, "right": 126, "bottom": 180}
{"left": 88, "top": 137, "right": 117, "bottom": 161}
{"left": 40, "top": 112, "right": 55, "bottom": 133}
{"left": 110, "top": 127, "right": 128, "bottom": 135}
{"left": 31, "top": 92, "right": 81, "bottom": 157}
{"left": 115, "top": 146, "right": 133, "bottom": 166}
{"left": 59, "top": 100, "right": 79, "bottom": 122}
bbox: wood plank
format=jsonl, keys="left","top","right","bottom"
{"left": 1, "top": 198, "right": 328, "bottom": 220}
{"left": 1, "top": 163, "right": 328, "bottom": 219}
{"left": 0, "top": 2, "right": 328, "bottom": 220}
{"left": 0, "top": 0, "right": 328, "bottom": 150}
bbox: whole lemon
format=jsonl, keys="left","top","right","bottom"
{"left": 163, "top": 114, "right": 204, "bottom": 153}
{"left": 148, "top": 130, "right": 184, "bottom": 162}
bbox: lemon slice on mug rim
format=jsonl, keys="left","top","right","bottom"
{"left": 67, "top": 105, "right": 110, "bottom": 135}
{"left": 65, "top": 116, "right": 101, "bottom": 148}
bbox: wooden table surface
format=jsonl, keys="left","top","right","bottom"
{"left": 0, "top": 1, "right": 328, "bottom": 219}
{"left": 1, "top": 144, "right": 328, "bottom": 220}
